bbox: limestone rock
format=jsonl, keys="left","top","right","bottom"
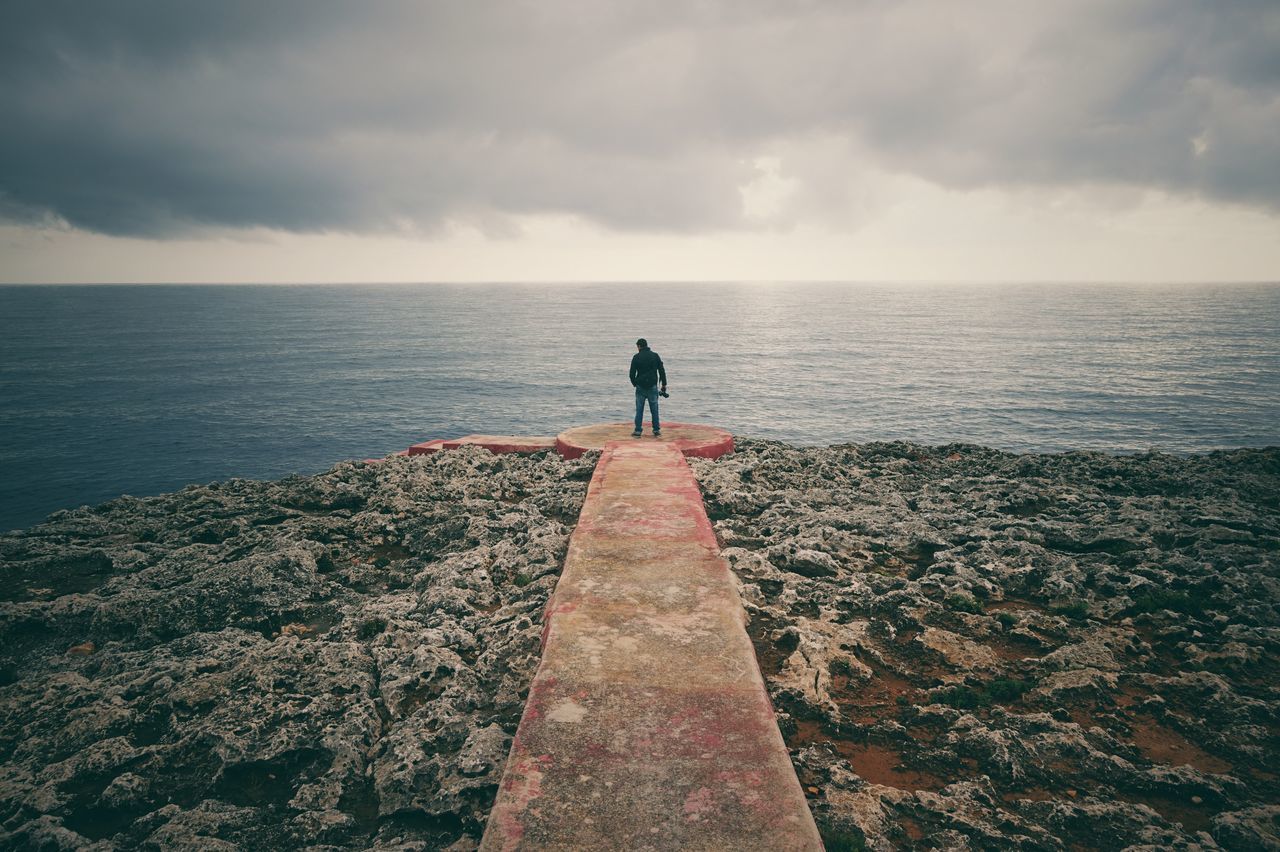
{"left": 691, "top": 440, "right": 1280, "bottom": 850}
{"left": 0, "top": 448, "right": 585, "bottom": 850}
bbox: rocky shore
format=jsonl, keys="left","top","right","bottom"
{"left": 2, "top": 440, "right": 1278, "bottom": 850}
{"left": 693, "top": 441, "right": 1280, "bottom": 851}
{"left": 0, "top": 448, "right": 594, "bottom": 850}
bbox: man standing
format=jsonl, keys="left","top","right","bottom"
{"left": 629, "top": 338, "right": 667, "bottom": 437}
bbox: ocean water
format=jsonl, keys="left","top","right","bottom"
{"left": 1, "top": 282, "right": 1278, "bottom": 531}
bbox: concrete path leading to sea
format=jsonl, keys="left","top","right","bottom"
{"left": 479, "top": 437, "right": 822, "bottom": 850}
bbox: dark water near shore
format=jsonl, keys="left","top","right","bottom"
{"left": 2, "top": 282, "right": 1278, "bottom": 531}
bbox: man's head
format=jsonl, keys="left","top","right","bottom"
{"left": 636, "top": 338, "right": 648, "bottom": 349}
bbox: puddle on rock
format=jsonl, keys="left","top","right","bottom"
{"left": 1120, "top": 792, "right": 1217, "bottom": 834}
{"left": 1126, "top": 716, "right": 1233, "bottom": 774}
{"left": 830, "top": 664, "right": 920, "bottom": 726}
{"left": 788, "top": 721, "right": 948, "bottom": 791}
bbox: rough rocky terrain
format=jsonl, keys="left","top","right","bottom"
{"left": 692, "top": 440, "right": 1280, "bottom": 851}
{"left": 0, "top": 448, "right": 594, "bottom": 850}
{"left": 2, "top": 439, "right": 1278, "bottom": 850}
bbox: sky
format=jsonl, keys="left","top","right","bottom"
{"left": 2, "top": 0, "right": 1278, "bottom": 284}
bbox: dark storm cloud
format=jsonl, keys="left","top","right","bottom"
{"left": 2, "top": 0, "right": 1277, "bottom": 236}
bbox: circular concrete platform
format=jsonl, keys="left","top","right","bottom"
{"left": 556, "top": 422, "right": 734, "bottom": 460}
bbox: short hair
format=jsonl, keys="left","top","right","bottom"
{"left": 636, "top": 338, "right": 647, "bottom": 347}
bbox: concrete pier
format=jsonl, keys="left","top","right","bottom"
{"left": 555, "top": 422, "right": 734, "bottom": 460}
{"left": 480, "top": 440, "right": 821, "bottom": 851}
{"left": 382, "top": 422, "right": 729, "bottom": 463}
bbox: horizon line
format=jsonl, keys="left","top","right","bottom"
{"left": 3, "top": 278, "right": 1279, "bottom": 287}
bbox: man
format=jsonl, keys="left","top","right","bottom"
{"left": 629, "top": 338, "right": 667, "bottom": 437}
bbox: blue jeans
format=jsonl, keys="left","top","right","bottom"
{"left": 634, "top": 385, "right": 660, "bottom": 433}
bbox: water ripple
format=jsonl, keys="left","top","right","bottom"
{"left": 1, "top": 282, "right": 1278, "bottom": 529}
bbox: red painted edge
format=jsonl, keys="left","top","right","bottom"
{"left": 682, "top": 434, "right": 735, "bottom": 459}
{"left": 555, "top": 436, "right": 586, "bottom": 461}
{"left": 555, "top": 423, "right": 733, "bottom": 461}
{"left": 407, "top": 440, "right": 446, "bottom": 456}
{"left": 444, "top": 435, "right": 557, "bottom": 454}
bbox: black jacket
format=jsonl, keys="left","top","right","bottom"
{"left": 629, "top": 347, "right": 667, "bottom": 388}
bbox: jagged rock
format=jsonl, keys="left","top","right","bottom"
{"left": 692, "top": 440, "right": 1280, "bottom": 850}
{"left": 0, "top": 448, "right": 590, "bottom": 850}
{"left": 918, "top": 627, "right": 1000, "bottom": 673}
{"left": 1041, "top": 630, "right": 1131, "bottom": 672}
{"left": 1032, "top": 667, "right": 1118, "bottom": 701}
{"left": 770, "top": 617, "right": 875, "bottom": 716}
{"left": 1211, "top": 803, "right": 1280, "bottom": 850}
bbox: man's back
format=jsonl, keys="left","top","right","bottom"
{"left": 630, "top": 348, "right": 665, "bottom": 388}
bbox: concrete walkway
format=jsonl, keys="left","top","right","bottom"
{"left": 480, "top": 441, "right": 822, "bottom": 851}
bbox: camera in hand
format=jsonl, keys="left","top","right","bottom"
{"left": 659, "top": 389, "right": 670, "bottom": 398}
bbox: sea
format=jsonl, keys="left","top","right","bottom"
{"left": 1, "top": 282, "right": 1278, "bottom": 532}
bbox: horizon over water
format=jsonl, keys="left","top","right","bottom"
{"left": 1, "top": 281, "right": 1278, "bottom": 531}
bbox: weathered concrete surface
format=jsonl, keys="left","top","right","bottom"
{"left": 444, "top": 435, "right": 559, "bottom": 454}
{"left": 481, "top": 441, "right": 821, "bottom": 851}
{"left": 556, "top": 422, "right": 734, "bottom": 461}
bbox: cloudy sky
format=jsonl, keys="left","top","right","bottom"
{"left": 2, "top": 0, "right": 1278, "bottom": 283}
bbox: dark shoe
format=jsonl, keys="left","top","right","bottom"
{"left": 652, "top": 430, "right": 662, "bottom": 437}
{"left": 631, "top": 431, "right": 642, "bottom": 438}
